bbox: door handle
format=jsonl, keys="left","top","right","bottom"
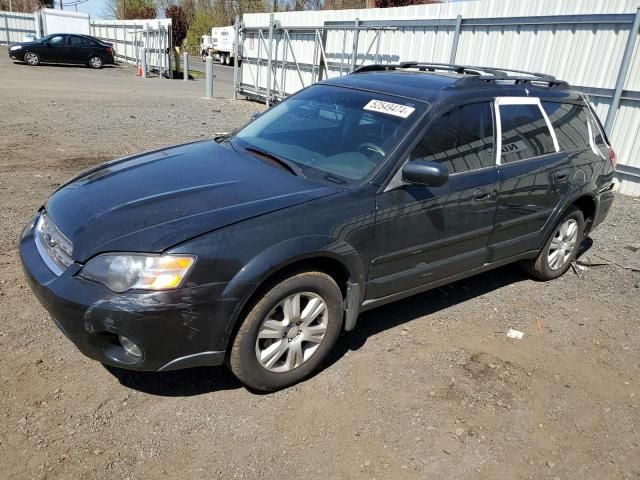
{"left": 554, "top": 170, "right": 569, "bottom": 182}
{"left": 473, "top": 188, "right": 498, "bottom": 201}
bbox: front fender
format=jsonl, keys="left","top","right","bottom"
{"left": 220, "top": 235, "right": 366, "bottom": 339}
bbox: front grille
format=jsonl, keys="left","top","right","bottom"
{"left": 34, "top": 212, "right": 73, "bottom": 275}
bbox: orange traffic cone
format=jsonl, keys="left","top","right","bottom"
{"left": 136, "top": 65, "right": 142, "bottom": 77}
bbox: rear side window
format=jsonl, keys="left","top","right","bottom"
{"left": 499, "top": 104, "right": 556, "bottom": 163}
{"left": 69, "top": 36, "right": 86, "bottom": 47}
{"left": 542, "top": 102, "right": 590, "bottom": 151}
{"left": 410, "top": 102, "right": 495, "bottom": 174}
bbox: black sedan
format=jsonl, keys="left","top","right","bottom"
{"left": 8, "top": 33, "right": 114, "bottom": 68}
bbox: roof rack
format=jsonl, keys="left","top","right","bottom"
{"left": 353, "top": 62, "right": 569, "bottom": 88}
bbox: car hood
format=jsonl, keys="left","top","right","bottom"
{"left": 45, "top": 140, "right": 339, "bottom": 261}
{"left": 10, "top": 41, "right": 38, "bottom": 48}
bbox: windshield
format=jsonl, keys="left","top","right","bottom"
{"left": 230, "top": 84, "right": 425, "bottom": 184}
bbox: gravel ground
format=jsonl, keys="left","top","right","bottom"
{"left": 1, "top": 55, "right": 640, "bottom": 480}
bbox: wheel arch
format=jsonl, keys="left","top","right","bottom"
{"left": 220, "top": 236, "right": 366, "bottom": 351}
{"left": 571, "top": 194, "right": 597, "bottom": 233}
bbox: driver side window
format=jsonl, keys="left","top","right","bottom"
{"left": 410, "top": 102, "right": 495, "bottom": 174}
{"left": 49, "top": 35, "right": 65, "bottom": 46}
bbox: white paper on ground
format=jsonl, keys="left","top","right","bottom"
{"left": 506, "top": 328, "right": 525, "bottom": 339}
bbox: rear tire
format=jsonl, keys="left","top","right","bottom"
{"left": 24, "top": 51, "right": 40, "bottom": 66}
{"left": 229, "top": 271, "right": 343, "bottom": 392}
{"left": 89, "top": 56, "right": 103, "bottom": 69}
{"left": 523, "top": 207, "right": 584, "bottom": 280}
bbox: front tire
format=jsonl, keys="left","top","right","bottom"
{"left": 24, "top": 51, "right": 40, "bottom": 66}
{"left": 523, "top": 207, "right": 584, "bottom": 280}
{"left": 229, "top": 271, "right": 343, "bottom": 391}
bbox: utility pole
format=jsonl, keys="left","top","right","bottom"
{"left": 59, "top": 0, "right": 63, "bottom": 10}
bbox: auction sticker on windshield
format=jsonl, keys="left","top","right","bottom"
{"left": 363, "top": 99, "right": 415, "bottom": 118}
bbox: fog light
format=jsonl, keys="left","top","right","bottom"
{"left": 118, "top": 335, "right": 142, "bottom": 358}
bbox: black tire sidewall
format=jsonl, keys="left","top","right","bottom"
{"left": 538, "top": 208, "right": 584, "bottom": 280}
{"left": 231, "top": 272, "right": 343, "bottom": 391}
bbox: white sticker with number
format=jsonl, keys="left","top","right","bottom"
{"left": 363, "top": 99, "right": 415, "bottom": 118}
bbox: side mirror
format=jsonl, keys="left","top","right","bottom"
{"left": 402, "top": 160, "right": 449, "bottom": 187}
{"left": 43, "top": 41, "right": 51, "bottom": 47}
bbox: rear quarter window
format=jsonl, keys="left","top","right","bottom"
{"left": 499, "top": 104, "right": 556, "bottom": 163}
{"left": 542, "top": 102, "right": 591, "bottom": 152}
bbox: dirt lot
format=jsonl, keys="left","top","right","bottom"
{"left": 1, "top": 56, "right": 640, "bottom": 480}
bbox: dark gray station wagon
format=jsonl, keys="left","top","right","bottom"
{"left": 20, "top": 63, "right": 616, "bottom": 391}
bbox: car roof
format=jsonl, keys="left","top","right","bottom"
{"left": 322, "top": 64, "right": 583, "bottom": 105}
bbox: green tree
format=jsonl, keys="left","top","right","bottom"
{"left": 185, "top": 7, "right": 212, "bottom": 53}
{"left": 107, "top": 0, "right": 156, "bottom": 19}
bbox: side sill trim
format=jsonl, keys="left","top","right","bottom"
{"left": 361, "top": 250, "right": 539, "bottom": 312}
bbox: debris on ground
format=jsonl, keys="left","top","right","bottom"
{"left": 507, "top": 328, "right": 525, "bottom": 340}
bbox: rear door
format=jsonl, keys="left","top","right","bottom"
{"left": 64, "top": 35, "right": 90, "bottom": 64}
{"left": 487, "top": 97, "right": 570, "bottom": 262}
{"left": 368, "top": 101, "right": 499, "bottom": 300}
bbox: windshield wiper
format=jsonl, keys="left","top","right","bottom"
{"left": 244, "top": 147, "right": 302, "bottom": 176}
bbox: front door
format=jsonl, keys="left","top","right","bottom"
{"left": 487, "top": 97, "right": 571, "bottom": 261}
{"left": 40, "top": 34, "right": 67, "bottom": 63}
{"left": 368, "top": 101, "right": 499, "bottom": 301}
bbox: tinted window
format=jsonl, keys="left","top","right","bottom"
{"left": 410, "top": 102, "right": 495, "bottom": 174}
{"left": 543, "top": 102, "right": 590, "bottom": 151}
{"left": 232, "top": 84, "right": 424, "bottom": 184}
{"left": 500, "top": 104, "right": 555, "bottom": 163}
{"left": 69, "top": 35, "right": 93, "bottom": 47}
{"left": 48, "top": 35, "right": 65, "bottom": 46}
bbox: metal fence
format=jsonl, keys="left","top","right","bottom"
{"left": 235, "top": 2, "right": 640, "bottom": 196}
{"left": 90, "top": 19, "right": 172, "bottom": 74}
{"left": 0, "top": 10, "right": 36, "bottom": 45}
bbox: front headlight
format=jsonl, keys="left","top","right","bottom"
{"left": 10, "top": 45, "right": 22, "bottom": 51}
{"left": 79, "top": 254, "right": 195, "bottom": 293}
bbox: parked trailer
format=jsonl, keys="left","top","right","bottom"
{"left": 200, "top": 26, "right": 241, "bottom": 65}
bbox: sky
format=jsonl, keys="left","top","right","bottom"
{"left": 53, "top": 0, "right": 110, "bottom": 20}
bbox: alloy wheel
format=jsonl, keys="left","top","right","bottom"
{"left": 255, "top": 292, "right": 328, "bottom": 373}
{"left": 547, "top": 218, "right": 578, "bottom": 270}
{"left": 25, "top": 52, "right": 39, "bottom": 65}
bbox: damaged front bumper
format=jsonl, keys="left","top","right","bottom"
{"left": 19, "top": 224, "right": 229, "bottom": 371}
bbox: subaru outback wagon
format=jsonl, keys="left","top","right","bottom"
{"left": 20, "top": 63, "right": 616, "bottom": 391}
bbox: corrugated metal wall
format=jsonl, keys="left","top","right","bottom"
{"left": 0, "top": 11, "right": 36, "bottom": 45}
{"left": 240, "top": 0, "right": 640, "bottom": 195}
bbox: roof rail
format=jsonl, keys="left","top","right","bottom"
{"left": 353, "top": 62, "right": 569, "bottom": 88}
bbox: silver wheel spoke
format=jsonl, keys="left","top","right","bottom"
{"left": 300, "top": 297, "right": 325, "bottom": 326}
{"left": 550, "top": 237, "right": 562, "bottom": 250}
{"left": 284, "top": 341, "right": 304, "bottom": 370}
{"left": 260, "top": 340, "right": 288, "bottom": 369}
{"left": 257, "top": 320, "right": 286, "bottom": 340}
{"left": 301, "top": 324, "right": 326, "bottom": 344}
{"left": 283, "top": 294, "right": 300, "bottom": 323}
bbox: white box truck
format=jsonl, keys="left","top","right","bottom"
{"left": 200, "top": 26, "right": 240, "bottom": 66}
